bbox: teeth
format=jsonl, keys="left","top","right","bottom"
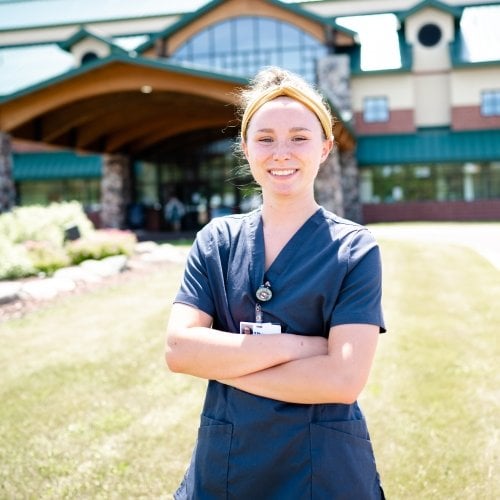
{"left": 270, "top": 169, "right": 295, "bottom": 176}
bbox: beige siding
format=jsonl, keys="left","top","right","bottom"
{"left": 352, "top": 74, "right": 414, "bottom": 111}
{"left": 451, "top": 67, "right": 500, "bottom": 105}
{"left": 414, "top": 73, "right": 451, "bottom": 126}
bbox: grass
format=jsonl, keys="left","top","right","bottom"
{"left": 0, "top": 225, "right": 499, "bottom": 499}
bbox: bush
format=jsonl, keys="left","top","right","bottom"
{"left": 0, "top": 201, "right": 94, "bottom": 247}
{"left": 66, "top": 229, "right": 137, "bottom": 265}
{"left": 0, "top": 204, "right": 137, "bottom": 278}
{"left": 24, "top": 240, "right": 71, "bottom": 276}
{"left": 0, "top": 240, "right": 36, "bottom": 280}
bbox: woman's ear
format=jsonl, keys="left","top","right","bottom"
{"left": 320, "top": 136, "right": 334, "bottom": 163}
{"left": 241, "top": 139, "right": 249, "bottom": 160}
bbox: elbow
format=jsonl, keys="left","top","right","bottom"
{"left": 164, "top": 347, "right": 182, "bottom": 373}
{"left": 327, "top": 376, "right": 365, "bottom": 405}
{"left": 164, "top": 333, "right": 186, "bottom": 374}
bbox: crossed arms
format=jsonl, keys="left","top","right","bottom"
{"left": 165, "top": 303, "right": 379, "bottom": 405}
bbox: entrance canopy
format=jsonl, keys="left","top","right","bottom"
{"left": 0, "top": 54, "right": 248, "bottom": 156}
{"left": 0, "top": 53, "right": 355, "bottom": 157}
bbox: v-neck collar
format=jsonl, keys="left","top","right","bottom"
{"left": 251, "top": 207, "right": 323, "bottom": 287}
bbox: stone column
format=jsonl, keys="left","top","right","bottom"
{"left": 100, "top": 154, "right": 130, "bottom": 228}
{"left": 315, "top": 144, "right": 344, "bottom": 216}
{"left": 340, "top": 148, "right": 362, "bottom": 223}
{"left": 317, "top": 55, "right": 362, "bottom": 222}
{"left": 0, "top": 132, "right": 16, "bottom": 213}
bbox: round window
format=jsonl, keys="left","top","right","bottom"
{"left": 81, "top": 51, "right": 99, "bottom": 64}
{"left": 417, "top": 23, "right": 442, "bottom": 47}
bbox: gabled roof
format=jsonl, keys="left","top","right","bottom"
{"left": 397, "top": 0, "right": 463, "bottom": 22}
{"left": 57, "top": 27, "right": 128, "bottom": 55}
{"left": 0, "top": 52, "right": 247, "bottom": 104}
{"left": 136, "top": 0, "right": 357, "bottom": 54}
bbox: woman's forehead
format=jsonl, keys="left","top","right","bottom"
{"left": 248, "top": 97, "right": 322, "bottom": 130}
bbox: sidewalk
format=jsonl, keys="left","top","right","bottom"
{"left": 368, "top": 222, "right": 500, "bottom": 270}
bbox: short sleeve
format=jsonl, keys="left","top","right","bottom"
{"left": 330, "top": 229, "right": 386, "bottom": 333}
{"left": 174, "top": 230, "right": 216, "bottom": 318}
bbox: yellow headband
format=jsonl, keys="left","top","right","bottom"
{"left": 241, "top": 85, "right": 333, "bottom": 140}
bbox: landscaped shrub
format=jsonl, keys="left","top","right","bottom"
{"left": 66, "top": 229, "right": 137, "bottom": 265}
{"left": 0, "top": 201, "right": 94, "bottom": 247}
{"left": 0, "top": 203, "right": 138, "bottom": 278}
{"left": 0, "top": 240, "right": 36, "bottom": 280}
{"left": 23, "top": 240, "right": 71, "bottom": 276}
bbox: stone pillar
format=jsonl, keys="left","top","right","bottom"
{"left": 0, "top": 132, "right": 16, "bottom": 213}
{"left": 317, "top": 55, "right": 363, "bottom": 222}
{"left": 100, "top": 154, "right": 130, "bottom": 228}
{"left": 317, "top": 54, "right": 353, "bottom": 125}
{"left": 340, "top": 149, "right": 362, "bottom": 223}
{"left": 315, "top": 144, "right": 344, "bottom": 216}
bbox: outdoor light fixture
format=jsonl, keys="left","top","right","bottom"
{"left": 140, "top": 85, "right": 153, "bottom": 94}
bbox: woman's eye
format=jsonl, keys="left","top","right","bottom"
{"left": 258, "top": 137, "right": 273, "bottom": 143}
{"left": 292, "top": 136, "right": 307, "bottom": 142}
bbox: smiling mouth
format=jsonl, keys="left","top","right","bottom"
{"left": 269, "top": 169, "right": 297, "bottom": 177}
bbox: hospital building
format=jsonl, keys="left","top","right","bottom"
{"left": 0, "top": 0, "right": 499, "bottom": 230}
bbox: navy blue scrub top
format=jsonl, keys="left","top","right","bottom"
{"left": 174, "top": 207, "right": 385, "bottom": 500}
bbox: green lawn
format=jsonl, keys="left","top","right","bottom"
{"left": 0, "top": 228, "right": 499, "bottom": 499}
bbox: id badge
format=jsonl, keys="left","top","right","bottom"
{"left": 240, "top": 321, "right": 282, "bottom": 335}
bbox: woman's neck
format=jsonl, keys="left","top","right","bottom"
{"left": 261, "top": 195, "right": 319, "bottom": 228}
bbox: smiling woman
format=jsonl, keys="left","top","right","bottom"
{"left": 165, "top": 67, "right": 386, "bottom": 499}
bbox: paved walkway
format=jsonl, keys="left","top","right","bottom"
{"left": 368, "top": 222, "right": 500, "bottom": 270}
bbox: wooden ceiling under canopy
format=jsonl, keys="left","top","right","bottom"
{"left": 0, "top": 58, "right": 355, "bottom": 157}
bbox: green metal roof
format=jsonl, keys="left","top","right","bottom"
{"left": 13, "top": 152, "right": 102, "bottom": 180}
{"left": 357, "top": 128, "right": 500, "bottom": 166}
{"left": 57, "top": 28, "right": 128, "bottom": 55}
{"left": 0, "top": 52, "right": 248, "bottom": 103}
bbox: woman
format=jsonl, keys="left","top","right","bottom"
{"left": 166, "top": 67, "right": 386, "bottom": 499}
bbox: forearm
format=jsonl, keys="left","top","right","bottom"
{"left": 220, "top": 325, "right": 379, "bottom": 404}
{"left": 166, "top": 327, "right": 328, "bottom": 380}
{"left": 220, "top": 355, "right": 357, "bottom": 404}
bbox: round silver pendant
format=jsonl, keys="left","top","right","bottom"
{"left": 256, "top": 285, "right": 272, "bottom": 302}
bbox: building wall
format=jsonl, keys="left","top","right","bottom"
{"left": 363, "top": 199, "right": 500, "bottom": 223}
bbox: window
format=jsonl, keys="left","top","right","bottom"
{"left": 81, "top": 51, "right": 98, "bottom": 64}
{"left": 417, "top": 23, "right": 442, "bottom": 47}
{"left": 170, "top": 16, "right": 327, "bottom": 83}
{"left": 481, "top": 90, "right": 500, "bottom": 116}
{"left": 360, "top": 162, "right": 500, "bottom": 204}
{"left": 363, "top": 97, "right": 389, "bottom": 123}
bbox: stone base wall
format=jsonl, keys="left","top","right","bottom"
{"left": 0, "top": 133, "right": 16, "bottom": 213}
{"left": 315, "top": 145, "right": 344, "bottom": 217}
{"left": 340, "top": 149, "right": 362, "bottom": 223}
{"left": 100, "top": 154, "right": 130, "bottom": 229}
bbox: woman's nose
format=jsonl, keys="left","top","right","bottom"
{"left": 273, "top": 142, "right": 290, "bottom": 161}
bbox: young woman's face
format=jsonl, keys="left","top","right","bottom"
{"left": 242, "top": 97, "right": 332, "bottom": 199}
